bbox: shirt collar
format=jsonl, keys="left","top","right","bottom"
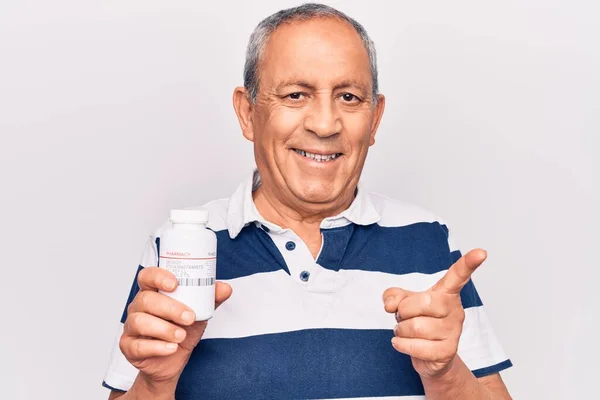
{"left": 226, "top": 169, "right": 381, "bottom": 239}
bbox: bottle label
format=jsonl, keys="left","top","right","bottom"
{"left": 159, "top": 252, "right": 216, "bottom": 287}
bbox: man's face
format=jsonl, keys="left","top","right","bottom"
{"left": 240, "top": 17, "right": 385, "bottom": 208}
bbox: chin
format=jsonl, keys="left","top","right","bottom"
{"left": 290, "top": 178, "right": 342, "bottom": 204}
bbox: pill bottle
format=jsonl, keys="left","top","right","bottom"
{"left": 159, "top": 208, "right": 216, "bottom": 321}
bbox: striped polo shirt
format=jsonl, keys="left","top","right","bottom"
{"left": 103, "top": 170, "right": 512, "bottom": 399}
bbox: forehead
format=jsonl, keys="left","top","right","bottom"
{"left": 259, "top": 17, "right": 372, "bottom": 89}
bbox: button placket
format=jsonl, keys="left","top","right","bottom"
{"left": 266, "top": 231, "right": 316, "bottom": 285}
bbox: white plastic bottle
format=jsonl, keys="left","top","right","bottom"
{"left": 159, "top": 209, "right": 217, "bottom": 321}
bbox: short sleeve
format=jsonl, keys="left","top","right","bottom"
{"left": 102, "top": 236, "right": 159, "bottom": 392}
{"left": 444, "top": 224, "right": 513, "bottom": 377}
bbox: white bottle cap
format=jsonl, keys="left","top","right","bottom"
{"left": 170, "top": 208, "right": 209, "bottom": 224}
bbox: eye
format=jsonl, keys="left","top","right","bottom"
{"left": 341, "top": 93, "right": 360, "bottom": 103}
{"left": 287, "top": 92, "right": 305, "bottom": 100}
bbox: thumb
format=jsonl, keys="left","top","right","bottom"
{"left": 432, "top": 249, "right": 487, "bottom": 294}
{"left": 382, "top": 287, "right": 414, "bottom": 313}
{"left": 215, "top": 281, "right": 233, "bottom": 308}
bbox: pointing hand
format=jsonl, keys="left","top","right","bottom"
{"left": 382, "top": 249, "right": 487, "bottom": 378}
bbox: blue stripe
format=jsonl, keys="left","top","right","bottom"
{"left": 215, "top": 225, "right": 289, "bottom": 280}
{"left": 212, "top": 222, "right": 481, "bottom": 309}
{"left": 214, "top": 222, "right": 463, "bottom": 278}
{"left": 176, "top": 329, "right": 424, "bottom": 399}
{"left": 335, "top": 222, "right": 453, "bottom": 275}
{"left": 317, "top": 224, "right": 355, "bottom": 270}
{"left": 459, "top": 279, "right": 482, "bottom": 309}
{"left": 102, "top": 380, "right": 125, "bottom": 392}
{"left": 323, "top": 223, "right": 481, "bottom": 309}
{"left": 120, "top": 265, "right": 144, "bottom": 324}
{"left": 472, "top": 359, "right": 513, "bottom": 378}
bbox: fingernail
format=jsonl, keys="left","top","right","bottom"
{"left": 175, "top": 329, "right": 186, "bottom": 341}
{"left": 181, "top": 311, "right": 195, "bottom": 323}
{"left": 166, "top": 342, "right": 178, "bottom": 351}
{"left": 163, "top": 279, "right": 176, "bottom": 290}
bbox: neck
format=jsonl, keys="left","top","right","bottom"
{"left": 253, "top": 184, "right": 355, "bottom": 227}
{"left": 253, "top": 183, "right": 356, "bottom": 259}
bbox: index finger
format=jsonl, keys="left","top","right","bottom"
{"left": 431, "top": 249, "right": 487, "bottom": 294}
{"left": 137, "top": 267, "right": 178, "bottom": 292}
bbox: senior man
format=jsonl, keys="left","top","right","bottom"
{"left": 103, "top": 3, "right": 512, "bottom": 399}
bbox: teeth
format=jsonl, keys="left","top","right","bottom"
{"left": 294, "top": 149, "right": 341, "bottom": 162}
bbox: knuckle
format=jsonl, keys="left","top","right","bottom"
{"left": 137, "top": 268, "right": 149, "bottom": 285}
{"left": 168, "top": 301, "right": 181, "bottom": 319}
{"left": 139, "top": 267, "right": 161, "bottom": 287}
{"left": 129, "top": 312, "right": 144, "bottom": 331}
{"left": 422, "top": 292, "right": 433, "bottom": 308}
{"left": 440, "top": 302, "right": 453, "bottom": 318}
{"left": 440, "top": 301, "right": 451, "bottom": 317}
{"left": 118, "top": 335, "right": 128, "bottom": 356}
{"left": 133, "top": 340, "right": 144, "bottom": 358}
{"left": 139, "top": 291, "right": 152, "bottom": 309}
{"left": 408, "top": 340, "right": 418, "bottom": 355}
{"left": 410, "top": 318, "right": 420, "bottom": 336}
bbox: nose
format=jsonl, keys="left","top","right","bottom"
{"left": 303, "top": 97, "right": 342, "bottom": 138}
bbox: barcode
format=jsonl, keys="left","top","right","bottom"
{"left": 177, "top": 278, "right": 215, "bottom": 287}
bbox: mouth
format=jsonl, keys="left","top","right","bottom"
{"left": 292, "top": 148, "right": 342, "bottom": 163}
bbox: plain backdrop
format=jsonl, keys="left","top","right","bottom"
{"left": 0, "top": 0, "right": 598, "bottom": 399}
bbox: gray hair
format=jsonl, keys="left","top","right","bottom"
{"left": 243, "top": 3, "right": 379, "bottom": 104}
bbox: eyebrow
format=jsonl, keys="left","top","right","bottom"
{"left": 332, "top": 80, "right": 369, "bottom": 94}
{"left": 276, "top": 79, "right": 369, "bottom": 94}
{"left": 276, "top": 79, "right": 317, "bottom": 91}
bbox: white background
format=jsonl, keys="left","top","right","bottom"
{"left": 0, "top": 1, "right": 598, "bottom": 399}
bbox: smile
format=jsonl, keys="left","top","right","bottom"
{"left": 293, "top": 149, "right": 342, "bottom": 162}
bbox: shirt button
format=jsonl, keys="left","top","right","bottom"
{"left": 299, "top": 270, "right": 310, "bottom": 282}
{"left": 285, "top": 241, "right": 296, "bottom": 251}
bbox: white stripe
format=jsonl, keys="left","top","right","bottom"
{"left": 204, "top": 265, "right": 443, "bottom": 338}
{"left": 103, "top": 322, "right": 138, "bottom": 392}
{"left": 204, "top": 268, "right": 508, "bottom": 369}
{"left": 203, "top": 269, "right": 443, "bottom": 339}
{"left": 458, "top": 305, "right": 510, "bottom": 371}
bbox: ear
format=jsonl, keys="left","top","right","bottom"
{"left": 233, "top": 87, "right": 255, "bottom": 142}
{"left": 368, "top": 94, "right": 386, "bottom": 146}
